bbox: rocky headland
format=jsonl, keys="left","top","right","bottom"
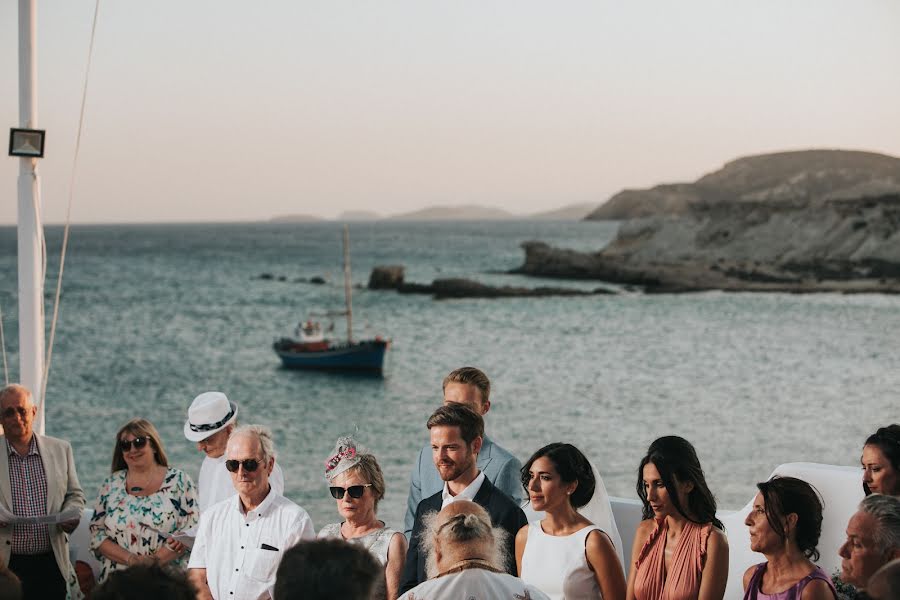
{"left": 516, "top": 150, "right": 900, "bottom": 293}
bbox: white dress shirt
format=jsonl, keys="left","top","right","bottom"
{"left": 198, "top": 455, "right": 285, "bottom": 513}
{"left": 188, "top": 490, "right": 315, "bottom": 600}
{"left": 440, "top": 470, "right": 485, "bottom": 509}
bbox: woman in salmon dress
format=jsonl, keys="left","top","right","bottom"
{"left": 625, "top": 436, "right": 729, "bottom": 600}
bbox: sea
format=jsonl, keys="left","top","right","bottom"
{"left": 0, "top": 220, "right": 897, "bottom": 531}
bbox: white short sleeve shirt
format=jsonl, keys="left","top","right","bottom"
{"left": 188, "top": 490, "right": 315, "bottom": 600}
{"left": 198, "top": 455, "right": 285, "bottom": 513}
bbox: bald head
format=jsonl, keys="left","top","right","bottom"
{"left": 423, "top": 500, "right": 506, "bottom": 578}
{"left": 0, "top": 384, "right": 37, "bottom": 445}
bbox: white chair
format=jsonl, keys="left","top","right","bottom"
{"left": 720, "top": 463, "right": 862, "bottom": 599}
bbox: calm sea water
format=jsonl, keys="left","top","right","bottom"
{"left": 0, "top": 221, "right": 897, "bottom": 531}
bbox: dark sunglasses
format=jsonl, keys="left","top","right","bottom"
{"left": 225, "top": 458, "right": 261, "bottom": 473}
{"left": 119, "top": 437, "right": 149, "bottom": 452}
{"left": 329, "top": 484, "right": 373, "bottom": 500}
{"left": 1, "top": 406, "right": 30, "bottom": 419}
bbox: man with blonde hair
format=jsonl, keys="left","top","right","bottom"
{"left": 404, "top": 367, "right": 522, "bottom": 539}
{"left": 189, "top": 425, "right": 314, "bottom": 600}
{"left": 399, "top": 500, "right": 548, "bottom": 599}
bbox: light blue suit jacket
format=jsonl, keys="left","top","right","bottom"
{"left": 403, "top": 435, "right": 523, "bottom": 538}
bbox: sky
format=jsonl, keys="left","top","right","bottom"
{"left": 1, "top": 1, "right": 899, "bottom": 223}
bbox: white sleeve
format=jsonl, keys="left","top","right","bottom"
{"left": 187, "top": 510, "right": 211, "bottom": 569}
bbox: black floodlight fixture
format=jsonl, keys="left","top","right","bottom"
{"left": 8, "top": 128, "right": 45, "bottom": 158}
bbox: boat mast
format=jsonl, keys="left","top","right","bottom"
{"left": 17, "top": 0, "right": 46, "bottom": 434}
{"left": 342, "top": 225, "right": 353, "bottom": 343}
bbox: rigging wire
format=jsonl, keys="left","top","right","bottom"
{"left": 0, "top": 305, "right": 8, "bottom": 385}
{"left": 40, "top": 0, "right": 102, "bottom": 412}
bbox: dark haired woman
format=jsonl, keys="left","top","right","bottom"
{"left": 516, "top": 443, "right": 626, "bottom": 600}
{"left": 861, "top": 424, "right": 900, "bottom": 496}
{"left": 626, "top": 436, "right": 728, "bottom": 600}
{"left": 742, "top": 476, "right": 837, "bottom": 599}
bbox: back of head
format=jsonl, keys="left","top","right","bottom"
{"left": 92, "top": 564, "right": 195, "bottom": 600}
{"left": 521, "top": 442, "right": 595, "bottom": 509}
{"left": 864, "top": 424, "right": 900, "bottom": 496}
{"left": 757, "top": 476, "right": 824, "bottom": 561}
{"left": 0, "top": 565, "right": 21, "bottom": 600}
{"left": 442, "top": 367, "right": 491, "bottom": 404}
{"left": 426, "top": 403, "right": 484, "bottom": 444}
{"left": 867, "top": 558, "right": 900, "bottom": 600}
{"left": 274, "top": 539, "right": 382, "bottom": 600}
{"left": 859, "top": 494, "right": 900, "bottom": 557}
{"left": 422, "top": 500, "right": 506, "bottom": 578}
{"left": 637, "top": 435, "right": 721, "bottom": 528}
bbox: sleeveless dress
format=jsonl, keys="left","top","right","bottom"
{"left": 633, "top": 518, "right": 711, "bottom": 600}
{"left": 318, "top": 522, "right": 398, "bottom": 600}
{"left": 520, "top": 521, "right": 604, "bottom": 599}
{"left": 743, "top": 563, "right": 837, "bottom": 600}
{"left": 317, "top": 521, "right": 397, "bottom": 565}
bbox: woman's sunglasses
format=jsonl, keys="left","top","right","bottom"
{"left": 225, "top": 458, "right": 261, "bottom": 473}
{"left": 118, "top": 437, "right": 149, "bottom": 452}
{"left": 329, "top": 484, "right": 373, "bottom": 500}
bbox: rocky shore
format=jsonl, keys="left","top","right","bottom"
{"left": 513, "top": 194, "right": 900, "bottom": 293}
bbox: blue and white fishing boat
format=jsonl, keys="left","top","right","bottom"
{"left": 273, "top": 226, "right": 390, "bottom": 372}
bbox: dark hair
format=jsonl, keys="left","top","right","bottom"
{"left": 92, "top": 564, "right": 195, "bottom": 600}
{"left": 636, "top": 436, "right": 723, "bottom": 529}
{"left": 427, "top": 403, "right": 484, "bottom": 445}
{"left": 521, "top": 443, "right": 596, "bottom": 509}
{"left": 442, "top": 367, "right": 491, "bottom": 404}
{"left": 274, "top": 539, "right": 382, "bottom": 600}
{"left": 757, "top": 476, "right": 824, "bottom": 561}
{"left": 864, "top": 424, "right": 900, "bottom": 496}
{"left": 0, "top": 564, "right": 21, "bottom": 600}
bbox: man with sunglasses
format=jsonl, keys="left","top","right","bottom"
{"left": 0, "top": 384, "right": 85, "bottom": 600}
{"left": 189, "top": 425, "right": 314, "bottom": 600}
{"left": 184, "top": 392, "right": 284, "bottom": 512}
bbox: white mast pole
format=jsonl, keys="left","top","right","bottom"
{"left": 17, "top": 0, "right": 47, "bottom": 434}
{"left": 343, "top": 225, "right": 353, "bottom": 343}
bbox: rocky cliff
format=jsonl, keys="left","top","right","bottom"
{"left": 514, "top": 194, "right": 900, "bottom": 293}
{"left": 586, "top": 149, "right": 900, "bottom": 220}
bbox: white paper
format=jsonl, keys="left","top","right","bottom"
{"left": 0, "top": 505, "right": 81, "bottom": 525}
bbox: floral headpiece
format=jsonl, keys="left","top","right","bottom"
{"left": 324, "top": 436, "right": 363, "bottom": 482}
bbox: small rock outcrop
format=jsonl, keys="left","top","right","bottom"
{"left": 368, "top": 265, "right": 405, "bottom": 289}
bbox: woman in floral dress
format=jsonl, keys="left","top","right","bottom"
{"left": 89, "top": 418, "right": 198, "bottom": 582}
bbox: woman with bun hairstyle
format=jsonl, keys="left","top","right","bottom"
{"left": 626, "top": 436, "right": 729, "bottom": 600}
{"left": 861, "top": 424, "right": 900, "bottom": 497}
{"left": 516, "top": 442, "right": 626, "bottom": 600}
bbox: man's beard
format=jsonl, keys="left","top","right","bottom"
{"left": 436, "top": 454, "right": 474, "bottom": 482}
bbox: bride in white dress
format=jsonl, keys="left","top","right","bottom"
{"left": 515, "top": 443, "right": 626, "bottom": 600}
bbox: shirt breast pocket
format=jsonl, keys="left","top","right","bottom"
{"left": 245, "top": 547, "right": 281, "bottom": 582}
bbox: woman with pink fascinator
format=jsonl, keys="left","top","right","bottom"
{"left": 318, "top": 436, "right": 408, "bottom": 600}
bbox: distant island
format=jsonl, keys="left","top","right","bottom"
{"left": 272, "top": 202, "right": 597, "bottom": 222}
{"left": 515, "top": 149, "right": 900, "bottom": 293}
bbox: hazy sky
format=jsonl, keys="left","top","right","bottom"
{"left": 2, "top": 1, "right": 899, "bottom": 223}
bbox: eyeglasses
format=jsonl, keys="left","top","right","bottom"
{"left": 118, "top": 437, "right": 149, "bottom": 452}
{"left": 1, "top": 406, "right": 29, "bottom": 419}
{"left": 225, "top": 458, "right": 261, "bottom": 473}
{"left": 329, "top": 484, "right": 373, "bottom": 500}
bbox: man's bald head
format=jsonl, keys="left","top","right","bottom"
{"left": 422, "top": 500, "right": 507, "bottom": 579}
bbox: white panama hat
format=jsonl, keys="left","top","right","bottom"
{"left": 184, "top": 391, "right": 238, "bottom": 442}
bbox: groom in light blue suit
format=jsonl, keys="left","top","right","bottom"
{"left": 403, "top": 367, "right": 523, "bottom": 538}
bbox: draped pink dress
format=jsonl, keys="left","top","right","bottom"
{"left": 633, "top": 518, "right": 712, "bottom": 600}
